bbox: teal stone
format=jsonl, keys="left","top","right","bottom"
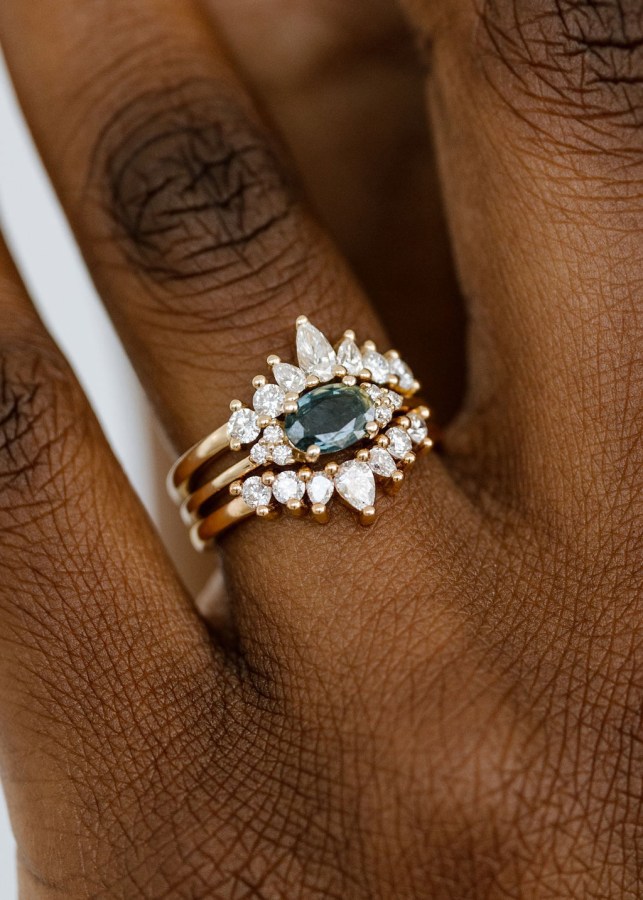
{"left": 285, "top": 384, "right": 375, "bottom": 454}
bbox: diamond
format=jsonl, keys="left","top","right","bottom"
{"left": 389, "top": 358, "right": 415, "bottom": 392}
{"left": 385, "top": 390, "right": 404, "bottom": 409}
{"left": 272, "top": 471, "right": 305, "bottom": 504}
{"left": 306, "top": 472, "right": 334, "bottom": 506}
{"left": 242, "top": 476, "right": 271, "bottom": 509}
{"left": 335, "top": 460, "right": 376, "bottom": 510}
{"left": 271, "top": 444, "right": 295, "bottom": 466}
{"left": 263, "top": 424, "right": 284, "bottom": 444}
{"left": 361, "top": 383, "right": 383, "bottom": 402}
{"left": 368, "top": 447, "right": 397, "bottom": 477}
{"left": 336, "top": 336, "right": 363, "bottom": 375}
{"left": 284, "top": 384, "right": 375, "bottom": 454}
{"left": 407, "top": 412, "right": 428, "bottom": 444}
{"left": 362, "top": 350, "right": 390, "bottom": 385}
{"left": 250, "top": 443, "right": 269, "bottom": 464}
{"left": 253, "top": 384, "right": 285, "bottom": 417}
{"left": 375, "top": 405, "right": 393, "bottom": 426}
{"left": 273, "top": 362, "right": 306, "bottom": 394}
{"left": 386, "top": 426, "right": 413, "bottom": 459}
{"left": 296, "top": 321, "right": 337, "bottom": 382}
{"left": 227, "top": 408, "right": 260, "bottom": 444}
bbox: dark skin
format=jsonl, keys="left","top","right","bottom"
{"left": 0, "top": 0, "right": 640, "bottom": 897}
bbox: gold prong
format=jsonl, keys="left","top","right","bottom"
{"left": 229, "top": 399, "right": 242, "bottom": 412}
{"left": 342, "top": 375, "right": 357, "bottom": 386}
{"left": 333, "top": 364, "right": 347, "bottom": 379}
{"left": 376, "top": 435, "right": 390, "bottom": 448}
{"left": 298, "top": 467, "right": 313, "bottom": 483}
{"left": 256, "top": 505, "right": 272, "bottom": 518}
{"left": 420, "top": 437, "right": 434, "bottom": 454}
{"left": 360, "top": 506, "right": 376, "bottom": 526}
{"left": 325, "top": 461, "right": 339, "bottom": 477}
{"left": 229, "top": 439, "right": 242, "bottom": 452}
{"left": 305, "top": 374, "right": 320, "bottom": 389}
{"left": 397, "top": 415, "right": 410, "bottom": 430}
{"left": 311, "top": 503, "right": 328, "bottom": 523}
{"left": 229, "top": 481, "right": 243, "bottom": 497}
{"left": 356, "top": 449, "right": 369, "bottom": 462}
{"left": 343, "top": 329, "right": 356, "bottom": 341}
{"left": 411, "top": 379, "right": 421, "bottom": 394}
{"left": 257, "top": 414, "right": 271, "bottom": 429}
{"left": 262, "top": 471, "right": 275, "bottom": 486}
{"left": 305, "top": 444, "right": 321, "bottom": 464}
{"left": 284, "top": 400, "right": 298, "bottom": 415}
{"left": 386, "top": 349, "right": 400, "bottom": 360}
{"left": 266, "top": 354, "right": 280, "bottom": 367}
{"left": 358, "top": 368, "right": 372, "bottom": 381}
{"left": 362, "top": 340, "right": 376, "bottom": 352}
{"left": 387, "top": 375, "right": 399, "bottom": 387}
{"left": 296, "top": 315, "right": 309, "bottom": 327}
{"left": 253, "top": 375, "right": 267, "bottom": 389}
{"left": 365, "top": 421, "right": 379, "bottom": 437}
{"left": 416, "top": 405, "right": 431, "bottom": 420}
{"left": 389, "top": 470, "right": 405, "bottom": 493}
{"left": 284, "top": 391, "right": 299, "bottom": 403}
{"left": 286, "top": 498, "right": 304, "bottom": 516}
{"left": 403, "top": 451, "right": 416, "bottom": 467}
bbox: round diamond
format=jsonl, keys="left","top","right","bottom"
{"left": 368, "top": 447, "right": 397, "bottom": 477}
{"left": 227, "top": 408, "right": 260, "bottom": 444}
{"left": 250, "top": 442, "right": 269, "bottom": 464}
{"left": 362, "top": 383, "right": 383, "bottom": 402}
{"left": 272, "top": 471, "right": 305, "bottom": 504}
{"left": 386, "top": 426, "right": 413, "bottom": 459}
{"left": 407, "top": 412, "right": 428, "bottom": 444}
{"left": 306, "top": 472, "right": 334, "bottom": 506}
{"left": 362, "top": 350, "right": 390, "bottom": 385}
{"left": 242, "top": 476, "right": 271, "bottom": 509}
{"left": 253, "top": 384, "right": 285, "bottom": 417}
{"left": 389, "top": 358, "right": 415, "bottom": 392}
{"left": 263, "top": 424, "right": 284, "bottom": 444}
{"left": 335, "top": 460, "right": 376, "bottom": 511}
{"left": 271, "top": 444, "right": 295, "bottom": 466}
{"left": 384, "top": 390, "right": 404, "bottom": 409}
{"left": 273, "top": 363, "right": 306, "bottom": 394}
{"left": 375, "top": 405, "right": 393, "bottom": 426}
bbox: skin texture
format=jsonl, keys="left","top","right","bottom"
{"left": 0, "top": 0, "right": 640, "bottom": 897}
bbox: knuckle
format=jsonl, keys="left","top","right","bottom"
{"left": 478, "top": 0, "right": 643, "bottom": 145}
{"left": 93, "top": 79, "right": 314, "bottom": 317}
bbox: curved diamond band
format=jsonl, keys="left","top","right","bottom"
{"left": 167, "top": 317, "right": 436, "bottom": 551}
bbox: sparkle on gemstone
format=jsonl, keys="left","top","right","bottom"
{"left": 250, "top": 442, "right": 269, "bottom": 464}
{"left": 336, "top": 336, "right": 363, "bottom": 375}
{"left": 263, "top": 424, "right": 284, "bottom": 444}
{"left": 227, "top": 408, "right": 260, "bottom": 444}
{"left": 306, "top": 472, "right": 334, "bottom": 506}
{"left": 242, "top": 476, "right": 271, "bottom": 509}
{"left": 271, "top": 444, "right": 295, "bottom": 466}
{"left": 362, "top": 350, "right": 390, "bottom": 385}
{"left": 385, "top": 390, "right": 404, "bottom": 409}
{"left": 296, "top": 321, "right": 337, "bottom": 382}
{"left": 361, "top": 383, "right": 383, "bottom": 402}
{"left": 386, "top": 426, "right": 413, "bottom": 459}
{"left": 375, "top": 406, "right": 393, "bottom": 426}
{"left": 253, "top": 383, "right": 285, "bottom": 417}
{"left": 272, "top": 471, "right": 305, "bottom": 504}
{"left": 284, "top": 383, "right": 375, "bottom": 454}
{"left": 335, "top": 460, "right": 376, "bottom": 510}
{"left": 368, "top": 447, "right": 397, "bottom": 477}
{"left": 389, "top": 357, "right": 415, "bottom": 391}
{"left": 273, "top": 362, "right": 307, "bottom": 394}
{"left": 407, "top": 412, "right": 428, "bottom": 444}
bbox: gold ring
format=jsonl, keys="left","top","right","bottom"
{"left": 168, "top": 317, "right": 436, "bottom": 551}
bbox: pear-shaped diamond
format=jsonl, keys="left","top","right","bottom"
{"left": 273, "top": 362, "right": 306, "bottom": 394}
{"left": 336, "top": 337, "right": 363, "bottom": 375}
{"left": 335, "top": 460, "right": 376, "bottom": 511}
{"left": 296, "top": 321, "right": 336, "bottom": 382}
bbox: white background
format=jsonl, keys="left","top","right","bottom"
{"left": 0, "top": 55, "right": 212, "bottom": 896}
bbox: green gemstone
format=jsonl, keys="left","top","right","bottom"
{"left": 284, "top": 384, "right": 375, "bottom": 454}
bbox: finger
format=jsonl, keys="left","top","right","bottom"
{"left": 0, "top": 0, "right": 389, "bottom": 450}
{"left": 403, "top": 0, "right": 642, "bottom": 518}
{"left": 201, "top": 0, "right": 465, "bottom": 419}
{"left": 0, "top": 236, "right": 226, "bottom": 892}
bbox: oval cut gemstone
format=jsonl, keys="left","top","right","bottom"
{"left": 284, "top": 384, "right": 375, "bottom": 454}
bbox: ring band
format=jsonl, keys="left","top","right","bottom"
{"left": 168, "top": 316, "right": 436, "bottom": 550}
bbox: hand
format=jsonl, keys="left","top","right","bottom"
{"left": 0, "top": 1, "right": 640, "bottom": 897}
